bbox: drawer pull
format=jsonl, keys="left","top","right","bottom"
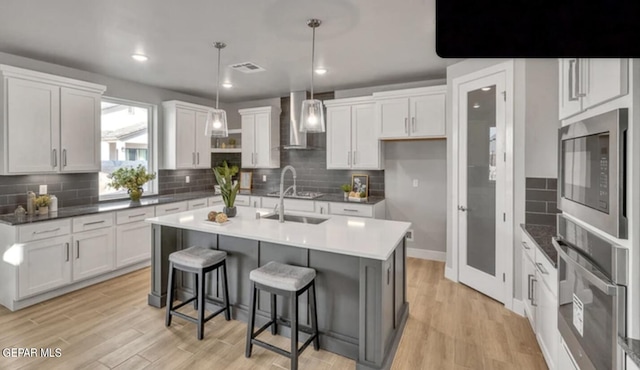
{"left": 522, "top": 241, "right": 530, "bottom": 250}
{"left": 65, "top": 243, "right": 69, "bottom": 262}
{"left": 84, "top": 220, "right": 105, "bottom": 226}
{"left": 33, "top": 227, "right": 61, "bottom": 235}
{"left": 128, "top": 213, "right": 147, "bottom": 218}
{"left": 343, "top": 209, "right": 359, "bottom": 212}
{"left": 535, "top": 262, "right": 549, "bottom": 275}
{"left": 76, "top": 241, "right": 80, "bottom": 259}
{"left": 165, "top": 207, "right": 180, "bottom": 212}
{"left": 191, "top": 203, "right": 205, "bottom": 207}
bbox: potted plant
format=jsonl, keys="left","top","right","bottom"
{"left": 107, "top": 165, "right": 156, "bottom": 202}
{"left": 228, "top": 138, "right": 236, "bottom": 148}
{"left": 34, "top": 194, "right": 51, "bottom": 215}
{"left": 212, "top": 161, "right": 240, "bottom": 217}
{"left": 340, "top": 184, "right": 351, "bottom": 200}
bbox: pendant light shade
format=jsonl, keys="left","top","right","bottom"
{"left": 300, "top": 19, "right": 325, "bottom": 133}
{"left": 205, "top": 42, "right": 228, "bottom": 138}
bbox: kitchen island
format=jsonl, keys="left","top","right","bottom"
{"left": 146, "top": 206, "right": 410, "bottom": 370}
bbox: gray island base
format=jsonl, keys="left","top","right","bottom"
{"left": 147, "top": 225, "right": 408, "bottom": 370}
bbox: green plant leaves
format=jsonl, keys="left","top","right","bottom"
{"left": 107, "top": 165, "right": 156, "bottom": 192}
{"left": 213, "top": 161, "right": 240, "bottom": 208}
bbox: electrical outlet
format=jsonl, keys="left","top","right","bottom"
{"left": 185, "top": 176, "right": 190, "bottom": 183}
{"left": 262, "top": 175, "right": 267, "bottom": 182}
{"left": 39, "top": 185, "right": 47, "bottom": 194}
{"left": 405, "top": 229, "right": 414, "bottom": 241}
{"left": 412, "top": 179, "right": 419, "bottom": 187}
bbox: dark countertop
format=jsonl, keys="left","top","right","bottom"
{"left": 237, "top": 189, "right": 386, "bottom": 205}
{"left": 619, "top": 336, "right": 640, "bottom": 367}
{"left": 520, "top": 223, "right": 558, "bottom": 267}
{"left": 0, "top": 190, "right": 386, "bottom": 226}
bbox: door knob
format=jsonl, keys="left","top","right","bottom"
{"left": 458, "top": 205, "right": 469, "bottom": 212}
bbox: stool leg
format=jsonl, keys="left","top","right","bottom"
{"left": 310, "top": 281, "right": 320, "bottom": 351}
{"left": 193, "top": 272, "right": 198, "bottom": 310}
{"left": 165, "top": 262, "right": 175, "bottom": 327}
{"left": 197, "top": 270, "right": 205, "bottom": 340}
{"left": 222, "top": 261, "right": 231, "bottom": 321}
{"left": 270, "top": 294, "right": 277, "bottom": 335}
{"left": 290, "top": 293, "right": 299, "bottom": 370}
{"left": 245, "top": 282, "right": 257, "bottom": 358}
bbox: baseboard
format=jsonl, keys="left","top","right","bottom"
{"left": 406, "top": 248, "right": 446, "bottom": 262}
{"left": 444, "top": 265, "right": 457, "bottom": 282}
{"left": 511, "top": 299, "right": 525, "bottom": 317}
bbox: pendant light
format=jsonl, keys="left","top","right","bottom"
{"left": 300, "top": 19, "right": 325, "bottom": 133}
{"left": 205, "top": 42, "right": 228, "bottom": 137}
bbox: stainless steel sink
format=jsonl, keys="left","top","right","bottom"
{"left": 265, "top": 191, "right": 324, "bottom": 199}
{"left": 261, "top": 213, "right": 328, "bottom": 224}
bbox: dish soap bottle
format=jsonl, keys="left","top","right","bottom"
{"left": 50, "top": 195, "right": 58, "bottom": 213}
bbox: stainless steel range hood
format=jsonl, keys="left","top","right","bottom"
{"left": 282, "top": 91, "right": 316, "bottom": 150}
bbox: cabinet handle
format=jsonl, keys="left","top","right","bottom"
{"left": 522, "top": 241, "right": 530, "bottom": 250}
{"left": 576, "top": 59, "right": 586, "bottom": 98}
{"left": 33, "top": 227, "right": 61, "bottom": 235}
{"left": 254, "top": 152, "right": 257, "bottom": 165}
{"left": 84, "top": 220, "right": 105, "bottom": 226}
{"left": 412, "top": 117, "right": 416, "bottom": 133}
{"left": 165, "top": 207, "right": 180, "bottom": 212}
{"left": 52, "top": 149, "right": 57, "bottom": 168}
{"left": 404, "top": 118, "right": 408, "bottom": 133}
{"left": 527, "top": 274, "right": 533, "bottom": 301}
{"left": 192, "top": 152, "right": 195, "bottom": 165}
{"left": 76, "top": 240, "right": 80, "bottom": 259}
{"left": 65, "top": 243, "right": 69, "bottom": 262}
{"left": 128, "top": 213, "right": 146, "bottom": 218}
{"left": 319, "top": 207, "right": 324, "bottom": 214}
{"left": 62, "top": 149, "right": 67, "bottom": 167}
{"left": 387, "top": 266, "right": 391, "bottom": 285}
{"left": 192, "top": 203, "right": 205, "bottom": 207}
{"left": 568, "top": 59, "right": 578, "bottom": 101}
{"left": 197, "top": 152, "right": 200, "bottom": 165}
{"left": 343, "top": 208, "right": 359, "bottom": 212}
{"left": 531, "top": 278, "right": 537, "bottom": 306}
{"left": 353, "top": 151, "right": 357, "bottom": 165}
{"left": 535, "top": 262, "right": 549, "bottom": 275}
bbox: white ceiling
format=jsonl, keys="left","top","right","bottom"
{"left": 0, "top": 0, "right": 459, "bottom": 102}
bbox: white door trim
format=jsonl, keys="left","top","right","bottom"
{"left": 451, "top": 60, "right": 514, "bottom": 310}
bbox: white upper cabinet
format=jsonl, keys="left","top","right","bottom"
{"left": 162, "top": 100, "right": 213, "bottom": 169}
{"left": 240, "top": 106, "right": 280, "bottom": 169}
{"left": 325, "top": 97, "right": 382, "bottom": 170}
{"left": 374, "top": 85, "right": 446, "bottom": 139}
{"left": 0, "top": 65, "right": 106, "bottom": 175}
{"left": 558, "top": 58, "right": 628, "bottom": 120}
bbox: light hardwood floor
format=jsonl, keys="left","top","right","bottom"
{"left": 0, "top": 258, "right": 546, "bottom": 370}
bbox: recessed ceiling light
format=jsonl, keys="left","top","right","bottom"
{"left": 481, "top": 86, "right": 491, "bottom": 91}
{"left": 131, "top": 54, "right": 148, "bottom": 62}
{"left": 314, "top": 68, "right": 327, "bottom": 75}
{"left": 222, "top": 82, "right": 233, "bottom": 88}
{"left": 473, "top": 103, "right": 480, "bottom": 108}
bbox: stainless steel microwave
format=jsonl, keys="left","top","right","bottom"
{"left": 558, "top": 108, "right": 628, "bottom": 239}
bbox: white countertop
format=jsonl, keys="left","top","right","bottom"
{"left": 145, "top": 206, "right": 411, "bottom": 261}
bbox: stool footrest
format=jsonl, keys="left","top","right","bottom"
{"left": 172, "top": 297, "right": 197, "bottom": 311}
{"left": 275, "top": 318, "right": 316, "bottom": 335}
{"left": 251, "top": 333, "right": 318, "bottom": 358}
{"left": 170, "top": 302, "right": 228, "bottom": 326}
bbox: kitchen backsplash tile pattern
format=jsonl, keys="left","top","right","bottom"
{"left": 212, "top": 92, "right": 385, "bottom": 197}
{"left": 158, "top": 168, "right": 215, "bottom": 195}
{"left": 525, "top": 177, "right": 560, "bottom": 226}
{"left": 0, "top": 173, "right": 99, "bottom": 215}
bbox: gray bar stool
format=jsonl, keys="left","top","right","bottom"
{"left": 165, "top": 246, "right": 230, "bottom": 340}
{"left": 245, "top": 261, "right": 319, "bottom": 370}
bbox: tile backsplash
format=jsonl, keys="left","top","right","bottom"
{"left": 525, "top": 177, "right": 560, "bottom": 226}
{"left": 158, "top": 168, "right": 215, "bottom": 196}
{"left": 0, "top": 173, "right": 98, "bottom": 215}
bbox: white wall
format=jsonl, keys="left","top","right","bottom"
{"left": 384, "top": 140, "right": 447, "bottom": 257}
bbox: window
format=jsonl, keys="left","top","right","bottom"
{"left": 100, "top": 98, "right": 156, "bottom": 200}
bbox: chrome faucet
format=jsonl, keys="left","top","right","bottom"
{"left": 278, "top": 165, "right": 297, "bottom": 222}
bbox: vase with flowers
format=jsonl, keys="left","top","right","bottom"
{"left": 107, "top": 165, "right": 157, "bottom": 202}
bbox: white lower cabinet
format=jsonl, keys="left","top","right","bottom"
{"left": 72, "top": 228, "right": 115, "bottom": 281}
{"left": 521, "top": 249, "right": 537, "bottom": 328}
{"left": 536, "top": 270, "right": 558, "bottom": 370}
{"left": 558, "top": 339, "right": 579, "bottom": 370}
{"left": 314, "top": 202, "right": 330, "bottom": 215}
{"left": 234, "top": 195, "right": 252, "bottom": 207}
{"left": 115, "top": 221, "right": 152, "bottom": 268}
{"left": 18, "top": 235, "right": 72, "bottom": 298}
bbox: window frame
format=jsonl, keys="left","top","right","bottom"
{"left": 99, "top": 97, "right": 158, "bottom": 201}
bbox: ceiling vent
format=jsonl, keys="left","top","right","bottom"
{"left": 230, "top": 62, "right": 265, "bottom": 73}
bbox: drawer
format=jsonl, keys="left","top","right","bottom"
{"left": 116, "top": 207, "right": 155, "bottom": 225}
{"left": 187, "top": 199, "right": 208, "bottom": 210}
{"left": 156, "top": 201, "right": 188, "bottom": 215}
{"left": 261, "top": 197, "right": 315, "bottom": 213}
{"left": 235, "top": 195, "right": 251, "bottom": 207}
{"left": 208, "top": 196, "right": 223, "bottom": 206}
{"left": 535, "top": 252, "right": 558, "bottom": 296}
{"left": 18, "top": 219, "right": 72, "bottom": 243}
{"left": 72, "top": 213, "right": 114, "bottom": 233}
{"left": 521, "top": 232, "right": 536, "bottom": 262}
{"left": 329, "top": 202, "right": 373, "bottom": 218}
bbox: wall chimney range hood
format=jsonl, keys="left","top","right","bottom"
{"left": 282, "top": 91, "right": 319, "bottom": 150}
